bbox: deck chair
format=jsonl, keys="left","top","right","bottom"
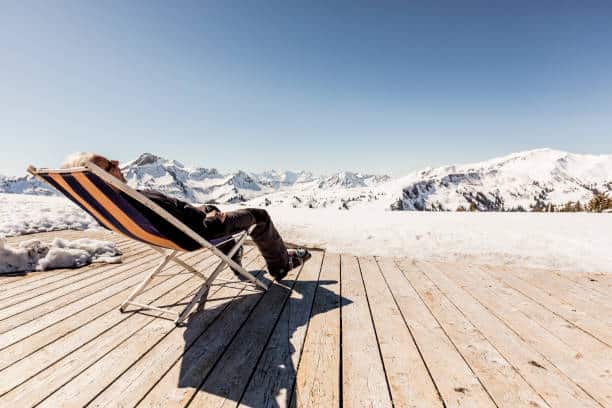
{"left": 27, "top": 163, "right": 268, "bottom": 326}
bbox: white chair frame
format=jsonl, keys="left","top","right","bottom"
{"left": 28, "top": 163, "right": 269, "bottom": 326}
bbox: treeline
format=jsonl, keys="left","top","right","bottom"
{"left": 455, "top": 193, "right": 612, "bottom": 212}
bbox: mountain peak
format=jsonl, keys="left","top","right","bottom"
{"left": 131, "top": 153, "right": 162, "bottom": 166}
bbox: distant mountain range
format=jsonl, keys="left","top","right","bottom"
{"left": 2, "top": 153, "right": 390, "bottom": 208}
{"left": 389, "top": 148, "right": 612, "bottom": 211}
{"left": 2, "top": 149, "right": 611, "bottom": 211}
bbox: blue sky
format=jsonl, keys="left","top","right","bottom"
{"left": 1, "top": 1, "right": 611, "bottom": 176}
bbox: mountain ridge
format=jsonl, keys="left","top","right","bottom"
{"left": 2, "top": 149, "right": 611, "bottom": 211}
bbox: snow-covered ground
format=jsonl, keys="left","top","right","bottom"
{"left": 258, "top": 207, "right": 612, "bottom": 273}
{"left": 2, "top": 193, "right": 609, "bottom": 273}
{"left": 0, "top": 194, "right": 98, "bottom": 237}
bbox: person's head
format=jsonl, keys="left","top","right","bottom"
{"left": 62, "top": 152, "right": 127, "bottom": 182}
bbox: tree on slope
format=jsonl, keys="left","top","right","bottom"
{"left": 587, "top": 193, "right": 612, "bottom": 212}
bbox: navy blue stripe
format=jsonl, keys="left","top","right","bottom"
{"left": 209, "top": 235, "right": 235, "bottom": 246}
{"left": 62, "top": 174, "right": 138, "bottom": 239}
{"left": 41, "top": 175, "right": 116, "bottom": 233}
{"left": 85, "top": 173, "right": 200, "bottom": 250}
{"left": 85, "top": 173, "right": 165, "bottom": 238}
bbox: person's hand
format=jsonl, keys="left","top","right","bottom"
{"left": 205, "top": 210, "right": 226, "bottom": 223}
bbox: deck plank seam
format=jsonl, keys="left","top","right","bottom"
{"left": 415, "top": 261, "right": 553, "bottom": 408}
{"left": 487, "top": 268, "right": 611, "bottom": 354}
{"left": 0, "top": 250, "right": 164, "bottom": 325}
{"left": 0, "top": 268, "right": 202, "bottom": 400}
{"left": 356, "top": 256, "right": 396, "bottom": 407}
{"left": 437, "top": 263, "right": 606, "bottom": 408}
{"left": 236, "top": 255, "right": 325, "bottom": 407}
{"left": 280, "top": 251, "right": 326, "bottom": 406}
{"left": 394, "top": 260, "right": 500, "bottom": 408}
{"left": 0, "top": 239, "right": 143, "bottom": 294}
{"left": 482, "top": 266, "right": 612, "bottom": 349}
{"left": 0, "top": 246, "right": 216, "bottom": 331}
{"left": 35, "top": 299, "right": 173, "bottom": 407}
{"left": 182, "top": 267, "right": 291, "bottom": 407}
{"left": 377, "top": 257, "right": 446, "bottom": 407}
{"left": 0, "top": 250, "right": 220, "bottom": 398}
{"left": 0, "top": 233, "right": 134, "bottom": 288}
{"left": 551, "top": 270, "right": 610, "bottom": 298}
{"left": 135, "top": 258, "right": 270, "bottom": 407}
{"left": 0, "top": 250, "right": 208, "bottom": 356}
{"left": 0, "top": 245, "right": 158, "bottom": 307}
{"left": 81, "top": 249, "right": 261, "bottom": 407}
{"left": 507, "top": 267, "right": 612, "bottom": 320}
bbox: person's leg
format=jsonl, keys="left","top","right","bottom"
{"left": 204, "top": 208, "right": 289, "bottom": 274}
{"left": 242, "top": 208, "right": 289, "bottom": 273}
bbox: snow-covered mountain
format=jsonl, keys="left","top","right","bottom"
{"left": 0, "top": 175, "right": 55, "bottom": 196}
{"left": 389, "top": 148, "right": 612, "bottom": 211}
{"left": 120, "top": 153, "right": 390, "bottom": 207}
{"left": 2, "top": 149, "right": 611, "bottom": 211}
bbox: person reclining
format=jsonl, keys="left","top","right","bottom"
{"left": 62, "top": 153, "right": 310, "bottom": 280}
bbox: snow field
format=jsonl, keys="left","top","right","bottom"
{"left": 2, "top": 193, "right": 611, "bottom": 274}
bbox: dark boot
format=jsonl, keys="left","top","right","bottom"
{"left": 270, "top": 248, "right": 312, "bottom": 280}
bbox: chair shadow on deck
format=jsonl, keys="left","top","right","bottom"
{"left": 176, "top": 272, "right": 351, "bottom": 407}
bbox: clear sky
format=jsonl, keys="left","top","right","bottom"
{"left": 1, "top": 1, "right": 612, "bottom": 176}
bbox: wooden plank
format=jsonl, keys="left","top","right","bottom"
{"left": 340, "top": 254, "right": 393, "bottom": 408}
{"left": 139, "top": 262, "right": 301, "bottom": 407}
{"left": 417, "top": 261, "right": 601, "bottom": 408}
{"left": 0, "top": 241, "right": 144, "bottom": 303}
{"left": 533, "top": 267, "right": 610, "bottom": 297}
{"left": 442, "top": 263, "right": 612, "bottom": 406}
{"left": 0, "top": 234, "right": 136, "bottom": 292}
{"left": 479, "top": 266, "right": 612, "bottom": 376}
{"left": 0, "top": 241, "right": 150, "bottom": 307}
{"left": 396, "top": 259, "right": 549, "bottom": 407}
{"left": 238, "top": 251, "right": 324, "bottom": 408}
{"left": 484, "top": 265, "right": 612, "bottom": 348}
{"left": 38, "top": 251, "right": 263, "bottom": 408}
{"left": 87, "top": 256, "right": 266, "bottom": 408}
{"left": 291, "top": 253, "right": 342, "bottom": 408}
{"left": 0, "top": 244, "right": 157, "bottom": 322}
{"left": 0, "top": 252, "right": 210, "bottom": 400}
{"left": 356, "top": 256, "right": 442, "bottom": 408}
{"left": 0, "top": 254, "right": 216, "bottom": 406}
{"left": 0, "top": 250, "right": 220, "bottom": 370}
{"left": 187, "top": 258, "right": 308, "bottom": 407}
{"left": 377, "top": 258, "right": 495, "bottom": 407}
{"left": 501, "top": 266, "right": 612, "bottom": 321}
{"left": 0, "top": 251, "right": 200, "bottom": 352}
{"left": 0, "top": 251, "right": 164, "bottom": 334}
{"left": 565, "top": 272, "right": 612, "bottom": 292}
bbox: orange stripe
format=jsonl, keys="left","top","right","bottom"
{"left": 48, "top": 173, "right": 120, "bottom": 234}
{"left": 72, "top": 173, "right": 184, "bottom": 251}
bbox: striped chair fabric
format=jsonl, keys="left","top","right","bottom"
{"left": 37, "top": 169, "right": 227, "bottom": 251}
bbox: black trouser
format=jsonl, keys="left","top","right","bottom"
{"left": 203, "top": 207, "right": 289, "bottom": 273}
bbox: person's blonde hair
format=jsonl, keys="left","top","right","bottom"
{"left": 61, "top": 152, "right": 97, "bottom": 168}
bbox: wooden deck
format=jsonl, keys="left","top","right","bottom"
{"left": 0, "top": 230, "right": 610, "bottom": 407}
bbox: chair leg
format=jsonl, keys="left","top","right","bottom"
{"left": 196, "top": 288, "right": 209, "bottom": 312}
{"left": 120, "top": 251, "right": 176, "bottom": 312}
{"left": 219, "top": 229, "right": 269, "bottom": 291}
{"left": 175, "top": 258, "right": 227, "bottom": 326}
{"left": 122, "top": 228, "right": 269, "bottom": 325}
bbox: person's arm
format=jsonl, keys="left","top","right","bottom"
{"left": 197, "top": 204, "right": 222, "bottom": 214}
{"left": 137, "top": 189, "right": 223, "bottom": 231}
